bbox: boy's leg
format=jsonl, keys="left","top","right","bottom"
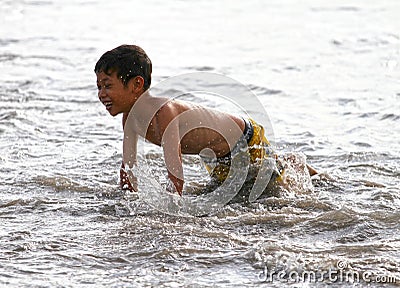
{"left": 306, "top": 164, "right": 318, "bottom": 176}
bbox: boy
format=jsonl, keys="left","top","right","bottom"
{"left": 95, "top": 45, "right": 317, "bottom": 195}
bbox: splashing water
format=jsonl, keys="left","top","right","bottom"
{"left": 279, "top": 152, "right": 315, "bottom": 195}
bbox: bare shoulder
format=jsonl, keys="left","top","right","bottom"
{"left": 150, "top": 98, "right": 181, "bottom": 131}
{"left": 155, "top": 98, "right": 198, "bottom": 117}
{"left": 150, "top": 96, "right": 238, "bottom": 128}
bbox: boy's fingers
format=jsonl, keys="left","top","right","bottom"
{"left": 120, "top": 169, "right": 137, "bottom": 192}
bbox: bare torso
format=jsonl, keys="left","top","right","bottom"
{"left": 129, "top": 94, "right": 245, "bottom": 158}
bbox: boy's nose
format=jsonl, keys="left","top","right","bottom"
{"left": 98, "top": 87, "right": 106, "bottom": 99}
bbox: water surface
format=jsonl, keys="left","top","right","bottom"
{"left": 1, "top": 0, "right": 399, "bottom": 286}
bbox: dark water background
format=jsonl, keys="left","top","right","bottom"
{"left": 1, "top": 0, "right": 399, "bottom": 286}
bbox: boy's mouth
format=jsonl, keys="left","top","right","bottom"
{"left": 103, "top": 101, "right": 112, "bottom": 111}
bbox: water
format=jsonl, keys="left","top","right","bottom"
{"left": 1, "top": 0, "right": 399, "bottom": 286}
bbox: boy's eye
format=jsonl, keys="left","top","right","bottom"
{"left": 97, "top": 84, "right": 111, "bottom": 90}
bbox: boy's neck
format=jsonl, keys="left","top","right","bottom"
{"left": 128, "top": 89, "right": 148, "bottom": 111}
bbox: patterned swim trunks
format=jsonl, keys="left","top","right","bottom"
{"left": 201, "top": 118, "right": 284, "bottom": 182}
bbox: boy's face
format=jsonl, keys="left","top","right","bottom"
{"left": 96, "top": 71, "right": 134, "bottom": 116}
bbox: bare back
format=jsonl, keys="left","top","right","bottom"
{"left": 129, "top": 93, "right": 245, "bottom": 158}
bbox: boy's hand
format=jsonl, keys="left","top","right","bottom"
{"left": 120, "top": 164, "right": 138, "bottom": 192}
{"left": 167, "top": 172, "right": 184, "bottom": 196}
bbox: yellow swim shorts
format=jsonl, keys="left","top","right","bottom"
{"left": 201, "top": 118, "right": 284, "bottom": 182}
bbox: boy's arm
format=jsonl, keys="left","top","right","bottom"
{"left": 159, "top": 109, "right": 184, "bottom": 195}
{"left": 121, "top": 112, "right": 138, "bottom": 191}
{"left": 163, "top": 129, "right": 184, "bottom": 195}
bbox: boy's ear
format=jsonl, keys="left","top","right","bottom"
{"left": 130, "top": 76, "right": 145, "bottom": 92}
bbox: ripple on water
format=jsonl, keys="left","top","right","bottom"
{"left": 1, "top": 0, "right": 400, "bottom": 286}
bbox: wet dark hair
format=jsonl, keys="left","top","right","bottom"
{"left": 94, "top": 44, "right": 152, "bottom": 90}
